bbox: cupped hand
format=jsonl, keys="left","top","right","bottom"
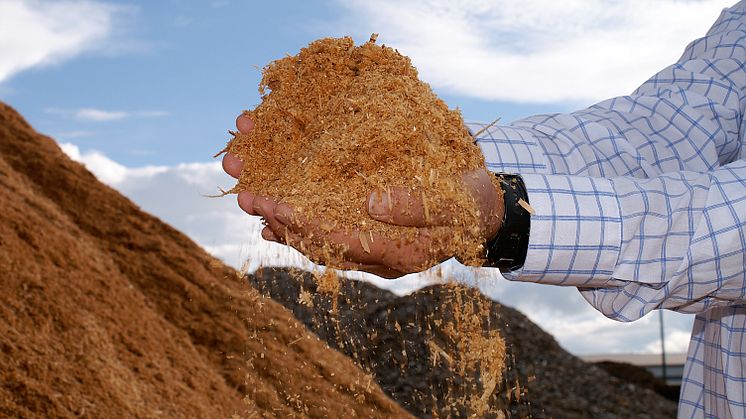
{"left": 222, "top": 114, "right": 259, "bottom": 216}
{"left": 222, "top": 113, "right": 504, "bottom": 278}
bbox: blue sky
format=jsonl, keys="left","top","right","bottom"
{"left": 0, "top": 0, "right": 733, "bottom": 355}
{"left": 3, "top": 0, "right": 565, "bottom": 167}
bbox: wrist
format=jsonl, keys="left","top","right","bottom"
{"left": 484, "top": 174, "right": 531, "bottom": 272}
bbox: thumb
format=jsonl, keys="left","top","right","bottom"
{"left": 367, "top": 187, "right": 437, "bottom": 227}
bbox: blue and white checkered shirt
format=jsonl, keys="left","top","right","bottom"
{"left": 471, "top": 3, "right": 746, "bottom": 417}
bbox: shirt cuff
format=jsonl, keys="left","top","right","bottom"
{"left": 502, "top": 173, "right": 624, "bottom": 287}
{"left": 468, "top": 123, "right": 550, "bottom": 175}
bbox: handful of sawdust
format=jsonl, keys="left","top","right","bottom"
{"left": 225, "top": 35, "right": 495, "bottom": 268}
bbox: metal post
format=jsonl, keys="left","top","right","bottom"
{"left": 659, "top": 310, "right": 668, "bottom": 384}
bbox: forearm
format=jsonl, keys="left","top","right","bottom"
{"left": 472, "top": 81, "right": 740, "bottom": 180}
{"left": 495, "top": 159, "right": 746, "bottom": 320}
{"left": 470, "top": 3, "right": 746, "bottom": 319}
{"left": 472, "top": 3, "right": 746, "bottom": 180}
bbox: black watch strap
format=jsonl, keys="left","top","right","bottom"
{"left": 485, "top": 174, "right": 531, "bottom": 272}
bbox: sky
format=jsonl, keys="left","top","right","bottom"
{"left": 0, "top": 0, "right": 733, "bottom": 356}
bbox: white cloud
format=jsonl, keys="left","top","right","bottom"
{"left": 0, "top": 0, "right": 129, "bottom": 83}
{"left": 46, "top": 107, "right": 169, "bottom": 122}
{"left": 475, "top": 276, "right": 695, "bottom": 355}
{"left": 331, "top": 0, "right": 729, "bottom": 103}
{"left": 172, "top": 15, "right": 194, "bottom": 27}
{"left": 75, "top": 108, "right": 129, "bottom": 121}
{"left": 75, "top": 108, "right": 169, "bottom": 121}
{"left": 644, "top": 328, "right": 693, "bottom": 354}
{"left": 58, "top": 142, "right": 307, "bottom": 270}
{"left": 53, "top": 130, "right": 96, "bottom": 140}
{"left": 210, "top": 0, "right": 229, "bottom": 8}
{"left": 60, "top": 142, "right": 129, "bottom": 184}
{"left": 58, "top": 142, "right": 696, "bottom": 355}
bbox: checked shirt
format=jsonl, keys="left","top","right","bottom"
{"left": 471, "top": 2, "right": 746, "bottom": 417}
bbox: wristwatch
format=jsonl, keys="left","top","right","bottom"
{"left": 484, "top": 173, "right": 531, "bottom": 272}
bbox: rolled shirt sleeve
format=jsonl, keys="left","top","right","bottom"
{"left": 469, "top": 2, "right": 746, "bottom": 320}
{"left": 502, "top": 164, "right": 746, "bottom": 322}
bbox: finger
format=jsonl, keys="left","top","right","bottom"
{"left": 273, "top": 229, "right": 333, "bottom": 266}
{"left": 236, "top": 113, "right": 254, "bottom": 133}
{"left": 277, "top": 228, "right": 377, "bottom": 270}
{"left": 274, "top": 202, "right": 298, "bottom": 226}
{"left": 374, "top": 230, "right": 441, "bottom": 273}
{"left": 367, "top": 187, "right": 449, "bottom": 227}
{"left": 338, "top": 229, "right": 439, "bottom": 273}
{"left": 222, "top": 152, "right": 244, "bottom": 179}
{"left": 237, "top": 191, "right": 258, "bottom": 216}
{"left": 253, "top": 196, "right": 289, "bottom": 239}
{"left": 274, "top": 205, "right": 379, "bottom": 264}
{"left": 275, "top": 208, "right": 373, "bottom": 264}
{"left": 260, "top": 202, "right": 331, "bottom": 259}
{"left": 336, "top": 262, "right": 406, "bottom": 279}
{"left": 261, "top": 227, "right": 280, "bottom": 242}
{"left": 277, "top": 209, "right": 439, "bottom": 271}
{"left": 253, "top": 195, "right": 277, "bottom": 218}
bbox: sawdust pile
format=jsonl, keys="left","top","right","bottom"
{"left": 227, "top": 36, "right": 497, "bottom": 267}
{"left": 0, "top": 102, "right": 408, "bottom": 418}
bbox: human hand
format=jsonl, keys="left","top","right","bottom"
{"left": 223, "top": 114, "right": 504, "bottom": 278}
{"left": 222, "top": 114, "right": 261, "bottom": 217}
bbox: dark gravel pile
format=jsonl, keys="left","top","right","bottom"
{"left": 248, "top": 268, "right": 678, "bottom": 418}
{"left": 595, "top": 361, "right": 680, "bottom": 402}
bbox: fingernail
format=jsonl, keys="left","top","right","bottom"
{"left": 252, "top": 196, "right": 271, "bottom": 215}
{"left": 276, "top": 205, "right": 292, "bottom": 224}
{"left": 368, "top": 190, "right": 390, "bottom": 218}
{"left": 252, "top": 201, "right": 264, "bottom": 216}
{"left": 261, "top": 227, "right": 277, "bottom": 242}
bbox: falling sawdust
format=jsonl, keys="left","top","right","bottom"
{"left": 443, "top": 283, "right": 507, "bottom": 416}
{"left": 290, "top": 269, "right": 506, "bottom": 418}
{"left": 225, "top": 35, "right": 500, "bottom": 268}
{"left": 303, "top": 270, "right": 507, "bottom": 417}
{"left": 313, "top": 269, "right": 341, "bottom": 314}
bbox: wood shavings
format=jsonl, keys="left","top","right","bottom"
{"left": 471, "top": 116, "right": 501, "bottom": 138}
{"left": 517, "top": 198, "right": 535, "bottom": 215}
{"left": 359, "top": 231, "right": 371, "bottom": 254}
{"left": 298, "top": 289, "right": 315, "bottom": 307}
{"left": 427, "top": 340, "right": 453, "bottom": 366}
{"left": 227, "top": 36, "right": 493, "bottom": 267}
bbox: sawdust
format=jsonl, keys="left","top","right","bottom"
{"left": 254, "top": 268, "right": 509, "bottom": 417}
{"left": 443, "top": 284, "right": 507, "bottom": 416}
{"left": 313, "top": 269, "right": 341, "bottom": 314}
{"left": 0, "top": 102, "right": 408, "bottom": 418}
{"left": 225, "top": 36, "right": 498, "bottom": 268}
{"left": 307, "top": 269, "right": 506, "bottom": 416}
{"left": 223, "top": 35, "right": 509, "bottom": 415}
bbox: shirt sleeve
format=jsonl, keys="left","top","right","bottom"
{"left": 471, "top": 2, "right": 746, "bottom": 320}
